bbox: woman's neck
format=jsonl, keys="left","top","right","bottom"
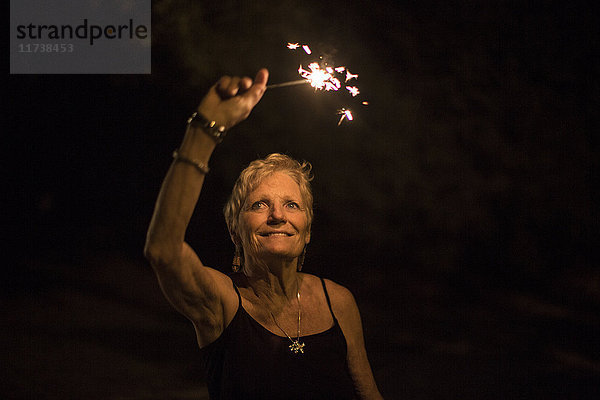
{"left": 243, "top": 257, "right": 300, "bottom": 302}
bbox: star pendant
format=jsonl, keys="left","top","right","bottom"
{"left": 289, "top": 340, "right": 305, "bottom": 354}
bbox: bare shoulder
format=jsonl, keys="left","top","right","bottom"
{"left": 320, "top": 278, "right": 359, "bottom": 317}
{"left": 299, "top": 274, "right": 353, "bottom": 302}
{"left": 299, "top": 274, "right": 361, "bottom": 338}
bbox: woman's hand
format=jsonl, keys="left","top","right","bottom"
{"left": 197, "top": 68, "right": 269, "bottom": 130}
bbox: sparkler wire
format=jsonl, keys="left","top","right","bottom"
{"left": 266, "top": 80, "right": 310, "bottom": 89}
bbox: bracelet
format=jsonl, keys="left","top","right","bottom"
{"left": 172, "top": 150, "right": 210, "bottom": 174}
{"left": 187, "top": 111, "right": 227, "bottom": 143}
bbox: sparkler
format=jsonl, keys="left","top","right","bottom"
{"left": 266, "top": 42, "right": 367, "bottom": 124}
{"left": 266, "top": 79, "right": 309, "bottom": 89}
{"left": 298, "top": 63, "right": 341, "bottom": 91}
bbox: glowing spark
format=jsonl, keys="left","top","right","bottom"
{"left": 329, "top": 77, "right": 341, "bottom": 90}
{"left": 335, "top": 67, "right": 346, "bottom": 73}
{"left": 362, "top": 101, "right": 369, "bottom": 105}
{"left": 298, "top": 63, "right": 340, "bottom": 91}
{"left": 346, "top": 86, "right": 360, "bottom": 97}
{"left": 345, "top": 69, "right": 358, "bottom": 82}
{"left": 302, "top": 45, "right": 312, "bottom": 54}
{"left": 287, "top": 42, "right": 300, "bottom": 49}
{"left": 337, "top": 108, "right": 353, "bottom": 125}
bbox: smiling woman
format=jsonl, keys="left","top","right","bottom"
{"left": 224, "top": 155, "right": 313, "bottom": 274}
{"left": 144, "top": 69, "right": 383, "bottom": 399}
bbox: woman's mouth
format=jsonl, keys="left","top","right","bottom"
{"left": 259, "top": 231, "right": 292, "bottom": 237}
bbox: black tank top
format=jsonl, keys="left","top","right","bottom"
{"left": 199, "top": 276, "right": 357, "bottom": 400}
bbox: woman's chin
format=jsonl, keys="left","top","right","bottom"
{"left": 251, "top": 248, "right": 299, "bottom": 263}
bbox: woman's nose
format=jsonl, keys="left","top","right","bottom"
{"left": 268, "top": 203, "right": 286, "bottom": 223}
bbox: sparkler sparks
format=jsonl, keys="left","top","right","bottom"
{"left": 345, "top": 69, "right": 358, "bottom": 82}
{"left": 269, "top": 42, "right": 368, "bottom": 125}
{"left": 297, "top": 63, "right": 344, "bottom": 91}
{"left": 346, "top": 86, "right": 360, "bottom": 97}
{"left": 337, "top": 108, "right": 353, "bottom": 126}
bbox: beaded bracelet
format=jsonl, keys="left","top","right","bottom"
{"left": 172, "top": 150, "right": 210, "bottom": 175}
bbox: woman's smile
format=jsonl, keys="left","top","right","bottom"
{"left": 259, "top": 231, "right": 294, "bottom": 237}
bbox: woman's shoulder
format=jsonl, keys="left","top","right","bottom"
{"left": 300, "top": 273, "right": 357, "bottom": 313}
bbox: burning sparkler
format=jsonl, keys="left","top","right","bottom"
{"left": 298, "top": 63, "right": 342, "bottom": 91}
{"left": 266, "top": 42, "right": 367, "bottom": 125}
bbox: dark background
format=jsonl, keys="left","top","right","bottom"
{"left": 4, "top": 0, "right": 599, "bottom": 399}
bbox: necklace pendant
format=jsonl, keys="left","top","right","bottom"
{"left": 289, "top": 340, "right": 305, "bottom": 354}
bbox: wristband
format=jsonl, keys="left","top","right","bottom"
{"left": 187, "top": 112, "right": 227, "bottom": 143}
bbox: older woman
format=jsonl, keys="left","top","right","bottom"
{"left": 144, "top": 69, "right": 382, "bottom": 399}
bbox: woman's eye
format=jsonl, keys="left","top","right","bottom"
{"left": 286, "top": 202, "right": 300, "bottom": 209}
{"left": 251, "top": 201, "right": 267, "bottom": 210}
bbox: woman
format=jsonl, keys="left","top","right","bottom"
{"left": 144, "top": 69, "right": 382, "bottom": 399}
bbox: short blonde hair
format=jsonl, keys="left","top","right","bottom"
{"left": 223, "top": 153, "right": 314, "bottom": 241}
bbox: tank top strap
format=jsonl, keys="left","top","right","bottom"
{"left": 319, "top": 277, "right": 339, "bottom": 323}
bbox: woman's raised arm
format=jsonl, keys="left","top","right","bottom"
{"left": 143, "top": 69, "right": 268, "bottom": 346}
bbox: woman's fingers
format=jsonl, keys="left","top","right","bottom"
{"left": 216, "top": 76, "right": 232, "bottom": 95}
{"left": 216, "top": 69, "right": 268, "bottom": 98}
{"left": 216, "top": 76, "right": 251, "bottom": 97}
{"left": 216, "top": 76, "right": 240, "bottom": 97}
{"left": 239, "top": 76, "right": 253, "bottom": 91}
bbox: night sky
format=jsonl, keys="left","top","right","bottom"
{"left": 5, "top": 1, "right": 599, "bottom": 399}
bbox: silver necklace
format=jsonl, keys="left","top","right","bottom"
{"left": 270, "top": 282, "right": 305, "bottom": 354}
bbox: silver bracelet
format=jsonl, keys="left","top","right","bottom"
{"left": 187, "top": 111, "right": 227, "bottom": 143}
{"left": 172, "top": 150, "right": 210, "bottom": 174}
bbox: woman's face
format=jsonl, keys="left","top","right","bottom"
{"left": 238, "top": 172, "right": 310, "bottom": 262}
